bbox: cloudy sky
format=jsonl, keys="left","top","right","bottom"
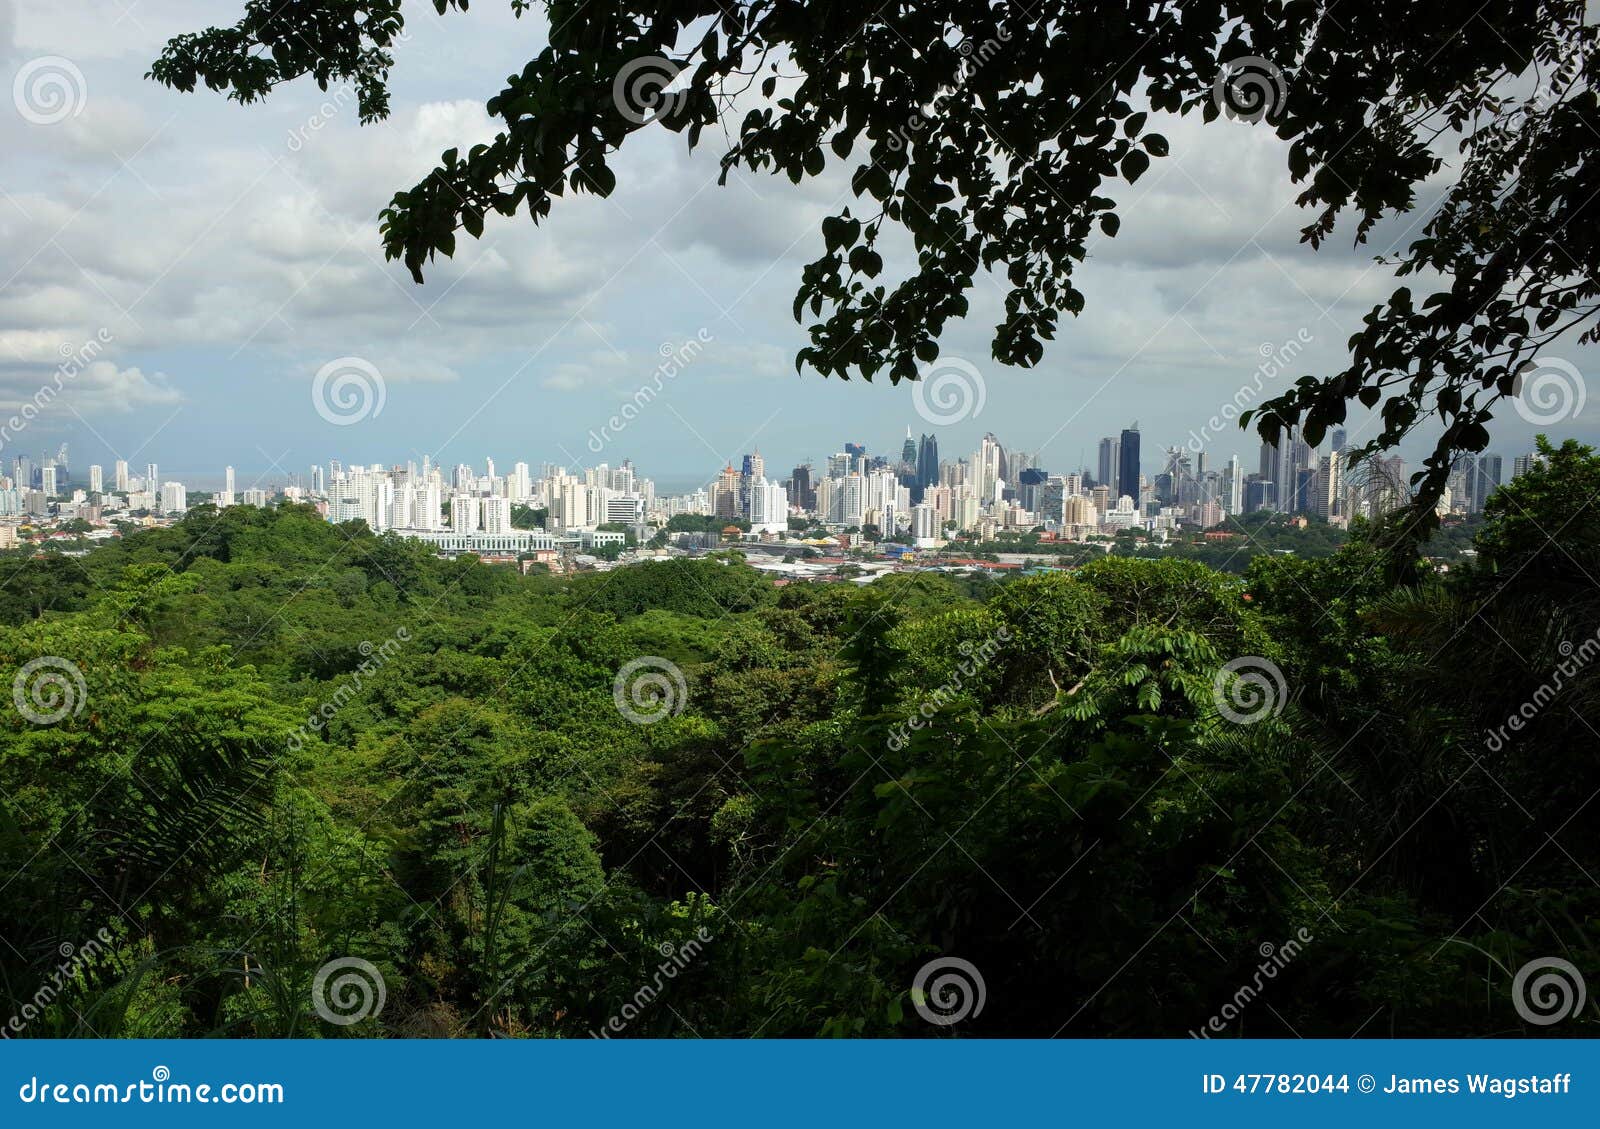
{"left": 0, "top": 0, "right": 1590, "bottom": 493}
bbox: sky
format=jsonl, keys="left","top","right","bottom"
{"left": 0, "top": 0, "right": 1592, "bottom": 495}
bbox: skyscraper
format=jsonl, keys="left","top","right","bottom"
{"left": 1098, "top": 436, "right": 1120, "bottom": 493}
{"left": 1118, "top": 425, "right": 1141, "bottom": 504}
{"left": 740, "top": 449, "right": 764, "bottom": 517}
{"left": 114, "top": 460, "right": 129, "bottom": 491}
{"left": 88, "top": 464, "right": 103, "bottom": 493}
{"left": 916, "top": 433, "right": 939, "bottom": 489}
{"left": 160, "top": 481, "right": 187, "bottom": 515}
{"left": 750, "top": 477, "right": 788, "bottom": 534}
{"left": 788, "top": 464, "right": 815, "bottom": 511}
{"left": 451, "top": 493, "right": 480, "bottom": 534}
{"left": 977, "top": 433, "right": 1004, "bottom": 500}
{"left": 481, "top": 495, "right": 513, "bottom": 534}
{"left": 1470, "top": 454, "right": 1503, "bottom": 512}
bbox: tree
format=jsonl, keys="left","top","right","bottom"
{"left": 1474, "top": 436, "right": 1600, "bottom": 590}
{"left": 511, "top": 504, "right": 548, "bottom": 531}
{"left": 153, "top": 2, "right": 1597, "bottom": 515}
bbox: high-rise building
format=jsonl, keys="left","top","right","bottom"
{"left": 1118, "top": 425, "right": 1141, "bottom": 505}
{"left": 1256, "top": 428, "right": 1315, "bottom": 512}
{"left": 1245, "top": 478, "right": 1276, "bottom": 513}
{"left": 480, "top": 495, "right": 513, "bottom": 534}
{"left": 750, "top": 477, "right": 788, "bottom": 534}
{"left": 40, "top": 464, "right": 57, "bottom": 497}
{"left": 88, "top": 464, "right": 103, "bottom": 493}
{"left": 977, "top": 433, "right": 1004, "bottom": 500}
{"left": 114, "top": 460, "right": 129, "bottom": 491}
{"left": 160, "top": 481, "right": 187, "bottom": 515}
{"left": 740, "top": 449, "right": 765, "bottom": 517}
{"left": 1098, "top": 436, "right": 1120, "bottom": 493}
{"left": 916, "top": 433, "right": 939, "bottom": 490}
{"left": 1056, "top": 492, "right": 1088, "bottom": 528}
{"left": 451, "top": 493, "right": 480, "bottom": 534}
{"left": 1469, "top": 454, "right": 1503, "bottom": 512}
{"left": 788, "top": 465, "right": 815, "bottom": 511}
{"left": 1221, "top": 457, "right": 1244, "bottom": 515}
{"left": 145, "top": 463, "right": 159, "bottom": 493}
{"left": 1312, "top": 452, "right": 1342, "bottom": 520}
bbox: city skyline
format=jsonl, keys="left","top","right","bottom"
{"left": 8, "top": 410, "right": 1532, "bottom": 546}
{"left": 4, "top": 5, "right": 1594, "bottom": 487}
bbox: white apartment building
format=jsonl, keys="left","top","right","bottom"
{"left": 160, "top": 482, "right": 187, "bottom": 515}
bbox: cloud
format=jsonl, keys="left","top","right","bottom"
{"left": 0, "top": 358, "right": 180, "bottom": 416}
{"left": 0, "top": 1, "right": 1587, "bottom": 478}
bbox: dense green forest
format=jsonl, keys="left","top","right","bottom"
{"left": 1, "top": 438, "right": 1596, "bottom": 1037}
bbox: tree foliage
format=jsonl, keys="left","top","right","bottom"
{"left": 2, "top": 473, "right": 1596, "bottom": 1035}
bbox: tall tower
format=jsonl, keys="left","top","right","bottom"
{"left": 916, "top": 433, "right": 940, "bottom": 489}
{"left": 1118, "top": 424, "right": 1141, "bottom": 504}
{"left": 977, "top": 433, "right": 1003, "bottom": 500}
{"left": 1098, "top": 436, "right": 1120, "bottom": 493}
